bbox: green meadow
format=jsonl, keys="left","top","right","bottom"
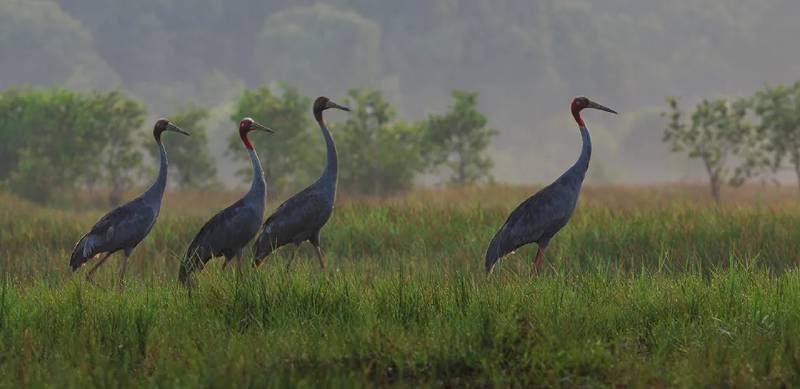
{"left": 3, "top": 185, "right": 800, "bottom": 387}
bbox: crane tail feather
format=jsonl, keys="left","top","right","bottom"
{"left": 69, "top": 234, "right": 95, "bottom": 271}
{"left": 179, "top": 245, "right": 206, "bottom": 285}
{"left": 484, "top": 232, "right": 505, "bottom": 275}
{"left": 253, "top": 231, "right": 277, "bottom": 267}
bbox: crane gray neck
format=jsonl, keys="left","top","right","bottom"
{"left": 317, "top": 118, "right": 338, "bottom": 187}
{"left": 565, "top": 126, "right": 592, "bottom": 183}
{"left": 143, "top": 142, "right": 168, "bottom": 202}
{"left": 247, "top": 148, "right": 266, "bottom": 200}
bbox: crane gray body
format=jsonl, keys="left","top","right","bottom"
{"left": 70, "top": 123, "right": 183, "bottom": 279}
{"left": 70, "top": 194, "right": 161, "bottom": 270}
{"left": 484, "top": 96, "right": 616, "bottom": 274}
{"left": 254, "top": 170, "right": 335, "bottom": 260}
{"left": 484, "top": 126, "right": 591, "bottom": 273}
{"left": 253, "top": 98, "right": 343, "bottom": 268}
{"left": 180, "top": 148, "right": 265, "bottom": 282}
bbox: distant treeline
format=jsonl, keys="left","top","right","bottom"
{"left": 2, "top": 1, "right": 797, "bottom": 131}
{"left": 663, "top": 81, "right": 800, "bottom": 203}
{"left": 2, "top": 1, "right": 799, "bottom": 184}
{"left": 0, "top": 85, "right": 496, "bottom": 205}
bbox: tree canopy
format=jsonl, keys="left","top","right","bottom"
{"left": 0, "top": 88, "right": 145, "bottom": 204}
{"left": 227, "top": 85, "right": 319, "bottom": 195}
{"left": 337, "top": 89, "right": 427, "bottom": 195}
{"left": 2, "top": 1, "right": 800, "bottom": 185}
{"left": 148, "top": 106, "right": 220, "bottom": 191}
{"left": 423, "top": 91, "right": 498, "bottom": 185}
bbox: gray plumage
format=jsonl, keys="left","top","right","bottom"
{"left": 484, "top": 97, "right": 616, "bottom": 274}
{"left": 70, "top": 119, "right": 188, "bottom": 281}
{"left": 253, "top": 96, "right": 349, "bottom": 269}
{"left": 179, "top": 118, "right": 271, "bottom": 284}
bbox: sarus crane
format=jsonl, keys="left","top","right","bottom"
{"left": 484, "top": 96, "right": 617, "bottom": 275}
{"left": 252, "top": 96, "right": 350, "bottom": 271}
{"left": 179, "top": 118, "right": 273, "bottom": 284}
{"left": 69, "top": 118, "right": 189, "bottom": 283}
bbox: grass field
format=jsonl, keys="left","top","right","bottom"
{"left": 3, "top": 185, "right": 800, "bottom": 386}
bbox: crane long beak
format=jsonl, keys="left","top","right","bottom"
{"left": 326, "top": 101, "right": 351, "bottom": 112}
{"left": 168, "top": 123, "right": 190, "bottom": 136}
{"left": 251, "top": 121, "right": 275, "bottom": 133}
{"left": 587, "top": 100, "right": 618, "bottom": 114}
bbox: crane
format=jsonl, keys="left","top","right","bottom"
{"left": 484, "top": 96, "right": 617, "bottom": 275}
{"left": 69, "top": 118, "right": 189, "bottom": 283}
{"left": 179, "top": 118, "right": 273, "bottom": 284}
{"left": 252, "top": 96, "right": 350, "bottom": 271}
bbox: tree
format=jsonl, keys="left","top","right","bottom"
{"left": 5, "top": 89, "right": 104, "bottom": 203}
{"left": 423, "top": 90, "right": 498, "bottom": 185}
{"left": 148, "top": 106, "right": 219, "bottom": 191}
{"left": 337, "top": 89, "right": 427, "bottom": 195}
{"left": 752, "top": 81, "right": 800, "bottom": 190}
{"left": 0, "top": 88, "right": 145, "bottom": 204}
{"left": 0, "top": 89, "right": 27, "bottom": 181}
{"left": 662, "top": 96, "right": 763, "bottom": 203}
{"left": 227, "top": 84, "right": 319, "bottom": 195}
{"left": 255, "top": 4, "right": 382, "bottom": 93}
{"left": 0, "top": 0, "right": 119, "bottom": 90}
{"left": 83, "top": 91, "right": 147, "bottom": 205}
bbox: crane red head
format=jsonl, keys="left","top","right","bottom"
{"left": 238, "top": 117, "right": 274, "bottom": 150}
{"left": 570, "top": 96, "right": 617, "bottom": 128}
{"left": 153, "top": 118, "right": 189, "bottom": 143}
{"left": 313, "top": 96, "right": 351, "bottom": 122}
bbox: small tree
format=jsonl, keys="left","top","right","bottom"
{"left": 149, "top": 105, "right": 219, "bottom": 191}
{"left": 752, "top": 81, "right": 800, "bottom": 190}
{"left": 0, "top": 89, "right": 26, "bottom": 181}
{"left": 662, "top": 97, "right": 763, "bottom": 203}
{"left": 228, "top": 84, "right": 318, "bottom": 195}
{"left": 423, "top": 90, "right": 498, "bottom": 185}
{"left": 337, "top": 89, "right": 426, "bottom": 195}
{"left": 88, "top": 91, "right": 147, "bottom": 205}
{"left": 5, "top": 89, "right": 85, "bottom": 203}
{"left": 256, "top": 4, "right": 382, "bottom": 95}
{"left": 1, "top": 89, "right": 145, "bottom": 204}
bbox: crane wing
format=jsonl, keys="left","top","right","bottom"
{"left": 70, "top": 199, "right": 155, "bottom": 270}
{"left": 185, "top": 199, "right": 260, "bottom": 261}
{"left": 89, "top": 201, "right": 152, "bottom": 246}
{"left": 485, "top": 183, "right": 576, "bottom": 272}
{"left": 263, "top": 188, "right": 330, "bottom": 241}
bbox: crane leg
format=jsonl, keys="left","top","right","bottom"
{"left": 86, "top": 252, "right": 112, "bottom": 282}
{"left": 235, "top": 251, "right": 244, "bottom": 276}
{"left": 118, "top": 251, "right": 130, "bottom": 286}
{"left": 532, "top": 247, "right": 546, "bottom": 276}
{"left": 313, "top": 245, "right": 327, "bottom": 271}
{"left": 286, "top": 245, "right": 298, "bottom": 271}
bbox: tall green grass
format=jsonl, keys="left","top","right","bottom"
{"left": 2, "top": 186, "right": 800, "bottom": 386}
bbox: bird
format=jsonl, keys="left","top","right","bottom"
{"left": 178, "top": 118, "right": 274, "bottom": 284}
{"left": 70, "top": 118, "right": 189, "bottom": 283}
{"left": 252, "top": 96, "right": 350, "bottom": 271}
{"left": 484, "top": 96, "right": 617, "bottom": 275}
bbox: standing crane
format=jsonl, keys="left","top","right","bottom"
{"left": 484, "top": 96, "right": 617, "bottom": 275}
{"left": 179, "top": 118, "right": 274, "bottom": 284}
{"left": 252, "top": 96, "right": 350, "bottom": 271}
{"left": 70, "top": 118, "right": 189, "bottom": 283}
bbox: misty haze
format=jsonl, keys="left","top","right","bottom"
{"left": 4, "top": 0, "right": 798, "bottom": 189}
{"left": 5, "top": 2, "right": 800, "bottom": 386}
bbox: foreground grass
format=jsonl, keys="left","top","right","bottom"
{"left": 2, "top": 185, "right": 800, "bottom": 386}
{"left": 4, "top": 269, "right": 800, "bottom": 386}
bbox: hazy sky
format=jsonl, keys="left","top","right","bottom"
{"left": 3, "top": 0, "right": 799, "bottom": 186}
